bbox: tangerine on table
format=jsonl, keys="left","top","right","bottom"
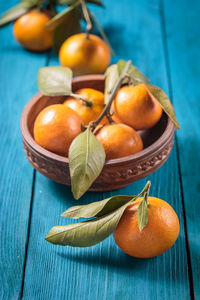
{"left": 59, "top": 33, "right": 111, "bottom": 75}
{"left": 63, "top": 88, "right": 108, "bottom": 126}
{"left": 113, "top": 83, "right": 163, "bottom": 130}
{"left": 114, "top": 197, "right": 180, "bottom": 258}
{"left": 33, "top": 104, "right": 82, "bottom": 157}
{"left": 13, "top": 10, "right": 53, "bottom": 52}
{"left": 95, "top": 123, "right": 143, "bottom": 160}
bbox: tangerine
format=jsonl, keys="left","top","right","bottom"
{"left": 95, "top": 123, "right": 143, "bottom": 160}
{"left": 13, "top": 10, "right": 53, "bottom": 51}
{"left": 113, "top": 84, "right": 163, "bottom": 130}
{"left": 63, "top": 88, "right": 108, "bottom": 125}
{"left": 59, "top": 33, "right": 111, "bottom": 75}
{"left": 33, "top": 104, "right": 82, "bottom": 156}
{"left": 114, "top": 197, "right": 180, "bottom": 258}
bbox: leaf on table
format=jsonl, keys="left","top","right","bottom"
{"left": 69, "top": 127, "right": 106, "bottom": 200}
{"left": 0, "top": 2, "right": 33, "bottom": 27}
{"left": 90, "top": 12, "right": 115, "bottom": 55}
{"left": 46, "top": 1, "right": 80, "bottom": 30}
{"left": 147, "top": 84, "right": 180, "bottom": 129}
{"left": 137, "top": 198, "right": 148, "bottom": 232}
{"left": 61, "top": 195, "right": 134, "bottom": 219}
{"left": 38, "top": 66, "right": 72, "bottom": 96}
{"left": 53, "top": 9, "right": 81, "bottom": 53}
{"left": 104, "top": 64, "right": 119, "bottom": 104}
{"left": 45, "top": 203, "right": 128, "bottom": 246}
{"left": 117, "top": 59, "right": 149, "bottom": 84}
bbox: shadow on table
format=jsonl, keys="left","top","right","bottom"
{"left": 0, "top": 45, "right": 51, "bottom": 55}
{"left": 54, "top": 234, "right": 194, "bottom": 286}
{"left": 48, "top": 179, "right": 120, "bottom": 207}
{"left": 56, "top": 244, "right": 147, "bottom": 271}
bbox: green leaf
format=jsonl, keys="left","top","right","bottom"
{"left": 147, "top": 84, "right": 180, "bottom": 129}
{"left": 117, "top": 59, "right": 149, "bottom": 84}
{"left": 69, "top": 127, "right": 106, "bottom": 200}
{"left": 104, "top": 64, "right": 119, "bottom": 104}
{"left": 0, "top": 2, "right": 33, "bottom": 27}
{"left": 46, "top": 1, "right": 80, "bottom": 30}
{"left": 137, "top": 198, "right": 148, "bottom": 232}
{"left": 61, "top": 195, "right": 134, "bottom": 219}
{"left": 45, "top": 181, "right": 151, "bottom": 247}
{"left": 38, "top": 66, "right": 72, "bottom": 96}
{"left": 53, "top": 9, "right": 81, "bottom": 53}
{"left": 45, "top": 203, "right": 128, "bottom": 246}
{"left": 90, "top": 12, "right": 115, "bottom": 56}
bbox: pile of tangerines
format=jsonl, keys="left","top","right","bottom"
{"left": 34, "top": 82, "right": 162, "bottom": 159}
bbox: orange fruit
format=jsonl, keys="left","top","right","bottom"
{"left": 59, "top": 33, "right": 111, "bottom": 75}
{"left": 13, "top": 10, "right": 53, "bottom": 51}
{"left": 63, "top": 88, "right": 108, "bottom": 126}
{"left": 95, "top": 123, "right": 143, "bottom": 159}
{"left": 33, "top": 104, "right": 82, "bottom": 156}
{"left": 114, "top": 197, "right": 180, "bottom": 258}
{"left": 113, "top": 84, "right": 163, "bottom": 130}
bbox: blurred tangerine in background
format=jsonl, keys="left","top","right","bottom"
{"left": 13, "top": 10, "right": 53, "bottom": 52}
{"left": 59, "top": 33, "right": 111, "bottom": 75}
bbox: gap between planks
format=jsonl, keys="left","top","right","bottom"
{"left": 20, "top": 51, "right": 51, "bottom": 299}
{"left": 20, "top": 170, "right": 36, "bottom": 299}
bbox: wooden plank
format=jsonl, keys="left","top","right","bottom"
{"left": 0, "top": 1, "right": 48, "bottom": 298}
{"left": 22, "top": 0, "right": 191, "bottom": 299}
{"left": 162, "top": 0, "right": 200, "bottom": 298}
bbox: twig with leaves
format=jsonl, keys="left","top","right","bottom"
{"left": 45, "top": 181, "right": 151, "bottom": 246}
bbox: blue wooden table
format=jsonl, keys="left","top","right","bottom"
{"left": 0, "top": 0, "right": 199, "bottom": 299}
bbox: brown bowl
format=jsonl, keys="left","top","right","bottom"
{"left": 20, "top": 75, "right": 175, "bottom": 191}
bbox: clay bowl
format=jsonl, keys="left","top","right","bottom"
{"left": 20, "top": 74, "right": 175, "bottom": 191}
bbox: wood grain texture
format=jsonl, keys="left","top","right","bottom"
{"left": 21, "top": 0, "right": 191, "bottom": 299}
{"left": 0, "top": 1, "right": 48, "bottom": 298}
{"left": 162, "top": 0, "right": 200, "bottom": 298}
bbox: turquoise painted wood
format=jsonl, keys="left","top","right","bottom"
{"left": 162, "top": 0, "right": 200, "bottom": 298}
{"left": 22, "top": 1, "right": 190, "bottom": 299}
{"left": 0, "top": 1, "right": 49, "bottom": 298}
{"left": 0, "top": 0, "right": 198, "bottom": 299}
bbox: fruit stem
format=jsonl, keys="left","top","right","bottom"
{"left": 106, "top": 112, "right": 115, "bottom": 124}
{"left": 80, "top": 0, "right": 93, "bottom": 36}
{"left": 69, "top": 93, "right": 93, "bottom": 107}
{"left": 130, "top": 181, "right": 151, "bottom": 204}
{"left": 142, "top": 181, "right": 151, "bottom": 203}
{"left": 90, "top": 60, "right": 132, "bottom": 131}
